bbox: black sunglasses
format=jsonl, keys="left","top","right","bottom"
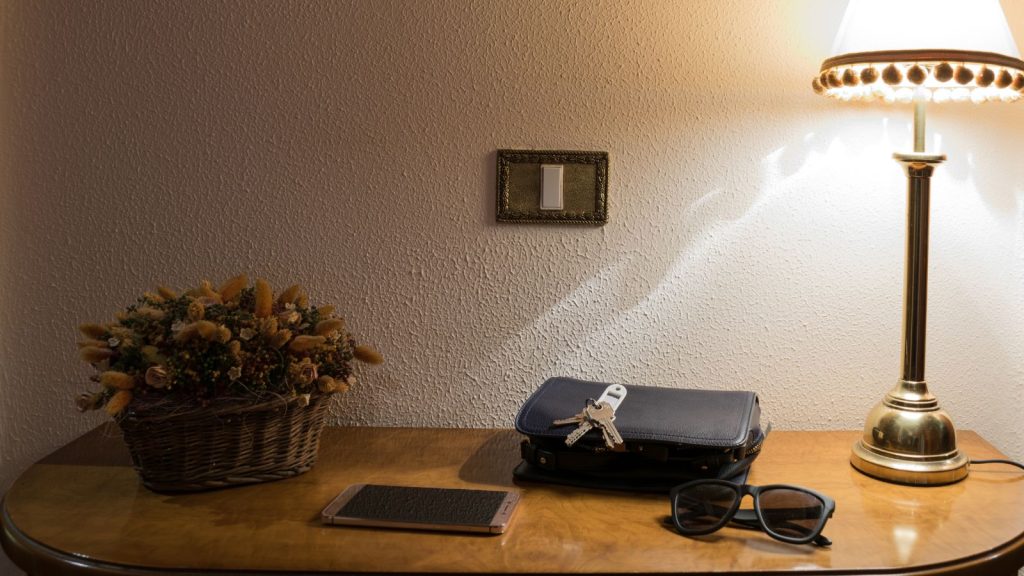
{"left": 669, "top": 479, "right": 835, "bottom": 547}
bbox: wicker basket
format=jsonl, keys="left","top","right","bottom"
{"left": 117, "top": 393, "right": 331, "bottom": 492}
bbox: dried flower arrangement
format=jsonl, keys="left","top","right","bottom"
{"left": 75, "top": 275, "right": 382, "bottom": 416}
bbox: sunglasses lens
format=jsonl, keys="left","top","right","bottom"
{"left": 674, "top": 483, "right": 738, "bottom": 532}
{"left": 758, "top": 488, "right": 825, "bottom": 540}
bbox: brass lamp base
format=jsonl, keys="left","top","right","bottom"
{"left": 850, "top": 379, "right": 968, "bottom": 486}
{"left": 849, "top": 136, "right": 968, "bottom": 487}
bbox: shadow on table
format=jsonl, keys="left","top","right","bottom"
{"left": 656, "top": 515, "right": 820, "bottom": 557}
{"left": 457, "top": 430, "right": 523, "bottom": 487}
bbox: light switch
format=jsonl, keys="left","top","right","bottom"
{"left": 496, "top": 150, "right": 608, "bottom": 225}
{"left": 540, "top": 164, "right": 563, "bottom": 210}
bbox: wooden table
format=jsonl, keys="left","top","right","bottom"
{"left": 3, "top": 426, "right": 1023, "bottom": 575}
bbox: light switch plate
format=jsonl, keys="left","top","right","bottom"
{"left": 496, "top": 149, "right": 608, "bottom": 224}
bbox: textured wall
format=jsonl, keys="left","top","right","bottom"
{"left": 2, "top": 0, "right": 1024, "bottom": 570}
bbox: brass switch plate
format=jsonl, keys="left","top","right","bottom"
{"left": 496, "top": 149, "right": 608, "bottom": 224}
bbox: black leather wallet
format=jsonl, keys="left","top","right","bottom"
{"left": 513, "top": 377, "right": 766, "bottom": 492}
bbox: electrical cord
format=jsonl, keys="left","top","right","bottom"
{"left": 970, "top": 459, "right": 1024, "bottom": 472}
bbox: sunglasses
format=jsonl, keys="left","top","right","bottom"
{"left": 669, "top": 479, "right": 835, "bottom": 547}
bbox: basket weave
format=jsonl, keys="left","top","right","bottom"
{"left": 117, "top": 393, "right": 331, "bottom": 492}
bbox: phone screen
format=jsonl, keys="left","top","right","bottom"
{"left": 322, "top": 484, "right": 519, "bottom": 534}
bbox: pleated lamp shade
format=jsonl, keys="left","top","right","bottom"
{"left": 812, "top": 0, "right": 1024, "bottom": 104}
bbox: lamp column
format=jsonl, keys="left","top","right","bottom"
{"left": 849, "top": 102, "right": 970, "bottom": 486}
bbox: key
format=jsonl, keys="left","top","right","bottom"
{"left": 563, "top": 418, "right": 594, "bottom": 447}
{"left": 553, "top": 404, "right": 601, "bottom": 448}
{"left": 586, "top": 401, "right": 624, "bottom": 449}
{"left": 551, "top": 408, "right": 589, "bottom": 427}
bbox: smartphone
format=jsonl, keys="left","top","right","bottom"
{"left": 320, "top": 484, "right": 520, "bottom": 534}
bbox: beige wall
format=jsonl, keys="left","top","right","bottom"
{"left": 2, "top": 0, "right": 1024, "bottom": 571}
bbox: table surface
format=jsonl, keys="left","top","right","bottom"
{"left": 3, "top": 425, "right": 1024, "bottom": 575}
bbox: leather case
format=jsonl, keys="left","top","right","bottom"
{"left": 513, "top": 377, "right": 765, "bottom": 492}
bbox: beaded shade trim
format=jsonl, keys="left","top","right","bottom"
{"left": 813, "top": 49, "right": 1024, "bottom": 104}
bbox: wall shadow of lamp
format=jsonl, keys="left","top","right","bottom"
{"left": 811, "top": 0, "right": 1024, "bottom": 486}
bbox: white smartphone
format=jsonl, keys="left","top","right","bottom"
{"left": 320, "top": 484, "right": 521, "bottom": 534}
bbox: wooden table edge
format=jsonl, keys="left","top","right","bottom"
{"left": 5, "top": 492, "right": 1024, "bottom": 576}
{"left": 6, "top": 494, "right": 1024, "bottom": 573}
{"left": 4, "top": 427, "right": 1024, "bottom": 576}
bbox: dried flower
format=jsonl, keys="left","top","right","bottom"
{"left": 141, "top": 345, "right": 163, "bottom": 364}
{"left": 254, "top": 279, "right": 273, "bottom": 318}
{"left": 218, "top": 274, "right": 248, "bottom": 302}
{"left": 80, "top": 346, "right": 114, "bottom": 363}
{"left": 76, "top": 392, "right": 104, "bottom": 412}
{"left": 301, "top": 363, "right": 317, "bottom": 385}
{"left": 187, "top": 300, "right": 205, "bottom": 321}
{"left": 108, "top": 326, "right": 134, "bottom": 340}
{"left": 260, "top": 317, "right": 279, "bottom": 337}
{"left": 277, "top": 284, "right": 302, "bottom": 305}
{"left": 145, "top": 366, "right": 169, "bottom": 388}
{"left": 315, "top": 319, "right": 345, "bottom": 337}
{"left": 157, "top": 285, "right": 178, "bottom": 300}
{"left": 318, "top": 305, "right": 335, "bottom": 317}
{"left": 354, "top": 345, "right": 384, "bottom": 365}
{"left": 77, "top": 338, "right": 108, "bottom": 349}
{"left": 296, "top": 393, "right": 311, "bottom": 407}
{"left": 196, "top": 321, "right": 218, "bottom": 339}
{"left": 174, "top": 320, "right": 219, "bottom": 342}
{"left": 239, "top": 327, "right": 256, "bottom": 341}
{"left": 100, "top": 371, "right": 135, "bottom": 390}
{"left": 270, "top": 329, "right": 292, "bottom": 349}
{"left": 227, "top": 340, "right": 242, "bottom": 357}
{"left": 228, "top": 366, "right": 242, "bottom": 381}
{"left": 199, "top": 280, "right": 219, "bottom": 299}
{"left": 217, "top": 325, "right": 231, "bottom": 343}
{"left": 278, "top": 310, "right": 301, "bottom": 325}
{"left": 296, "top": 293, "right": 309, "bottom": 309}
{"left": 134, "top": 306, "right": 166, "bottom": 321}
{"left": 79, "top": 323, "right": 107, "bottom": 339}
{"left": 105, "top": 390, "right": 133, "bottom": 415}
{"left": 142, "top": 291, "right": 165, "bottom": 303}
{"left": 318, "top": 375, "right": 350, "bottom": 394}
{"left": 107, "top": 337, "right": 121, "bottom": 348}
{"left": 289, "top": 335, "right": 325, "bottom": 353}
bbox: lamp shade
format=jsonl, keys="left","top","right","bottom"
{"left": 813, "top": 0, "right": 1024, "bottom": 104}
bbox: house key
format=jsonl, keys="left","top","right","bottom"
{"left": 553, "top": 406, "right": 594, "bottom": 447}
{"left": 586, "top": 401, "right": 624, "bottom": 449}
{"left": 551, "top": 384, "right": 629, "bottom": 448}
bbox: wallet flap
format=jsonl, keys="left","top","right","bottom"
{"left": 515, "top": 377, "right": 758, "bottom": 448}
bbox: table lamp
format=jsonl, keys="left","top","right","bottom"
{"left": 812, "top": 0, "right": 1024, "bottom": 485}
